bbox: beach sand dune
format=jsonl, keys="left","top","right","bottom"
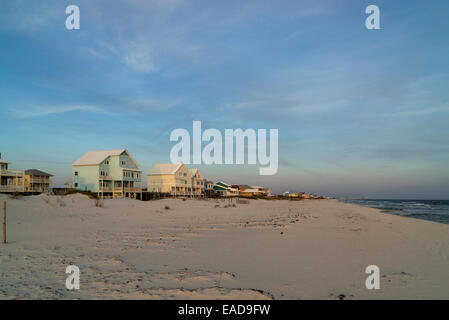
{"left": 1, "top": 194, "right": 448, "bottom": 299}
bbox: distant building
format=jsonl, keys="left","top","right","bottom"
{"left": 190, "top": 168, "right": 205, "bottom": 196}
{"left": 0, "top": 155, "right": 24, "bottom": 193}
{"left": 0, "top": 153, "right": 52, "bottom": 194}
{"left": 24, "top": 169, "right": 52, "bottom": 193}
{"left": 72, "top": 149, "right": 142, "bottom": 198}
{"left": 240, "top": 185, "right": 271, "bottom": 196}
{"left": 213, "top": 181, "right": 239, "bottom": 197}
{"left": 205, "top": 180, "right": 215, "bottom": 196}
{"left": 147, "top": 163, "right": 192, "bottom": 196}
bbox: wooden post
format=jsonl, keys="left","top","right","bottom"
{"left": 2, "top": 201, "right": 6, "bottom": 244}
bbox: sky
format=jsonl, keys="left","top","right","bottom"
{"left": 1, "top": 0, "right": 448, "bottom": 198}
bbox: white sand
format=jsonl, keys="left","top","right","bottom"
{"left": 0, "top": 194, "right": 448, "bottom": 300}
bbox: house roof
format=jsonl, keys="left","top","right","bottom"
{"left": 215, "top": 181, "right": 231, "bottom": 188}
{"left": 73, "top": 149, "right": 138, "bottom": 167}
{"left": 147, "top": 163, "right": 183, "bottom": 175}
{"left": 25, "top": 169, "right": 53, "bottom": 177}
{"left": 190, "top": 168, "right": 204, "bottom": 178}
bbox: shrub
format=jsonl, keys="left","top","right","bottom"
{"left": 94, "top": 199, "right": 104, "bottom": 207}
{"left": 9, "top": 192, "right": 22, "bottom": 200}
{"left": 57, "top": 197, "right": 66, "bottom": 207}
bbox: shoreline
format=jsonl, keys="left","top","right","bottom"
{"left": 1, "top": 195, "right": 448, "bottom": 299}
{"left": 339, "top": 198, "right": 449, "bottom": 225}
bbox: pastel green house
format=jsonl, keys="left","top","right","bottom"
{"left": 72, "top": 149, "right": 142, "bottom": 198}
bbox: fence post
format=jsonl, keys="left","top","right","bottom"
{"left": 2, "top": 201, "right": 6, "bottom": 244}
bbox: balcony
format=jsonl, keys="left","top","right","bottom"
{"left": 28, "top": 178, "right": 51, "bottom": 184}
{"left": 26, "top": 187, "right": 50, "bottom": 193}
{"left": 99, "top": 175, "right": 113, "bottom": 180}
{"left": 0, "top": 185, "right": 25, "bottom": 192}
{"left": 0, "top": 169, "right": 24, "bottom": 177}
{"left": 99, "top": 186, "right": 141, "bottom": 192}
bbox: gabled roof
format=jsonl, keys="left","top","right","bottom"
{"left": 215, "top": 181, "right": 231, "bottom": 188}
{"left": 189, "top": 168, "right": 203, "bottom": 178}
{"left": 25, "top": 169, "right": 53, "bottom": 177}
{"left": 147, "top": 163, "right": 183, "bottom": 175}
{"left": 72, "top": 149, "right": 139, "bottom": 167}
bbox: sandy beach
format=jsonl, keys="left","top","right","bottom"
{"left": 1, "top": 194, "right": 448, "bottom": 300}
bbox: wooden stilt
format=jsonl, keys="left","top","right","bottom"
{"left": 3, "top": 201, "right": 6, "bottom": 244}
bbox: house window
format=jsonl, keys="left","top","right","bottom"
{"left": 74, "top": 183, "right": 78, "bottom": 187}
{"left": 122, "top": 161, "right": 126, "bottom": 166}
{"left": 105, "top": 160, "right": 109, "bottom": 165}
{"left": 74, "top": 172, "right": 78, "bottom": 176}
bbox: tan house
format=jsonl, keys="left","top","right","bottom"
{"left": 0, "top": 157, "right": 24, "bottom": 193}
{"left": 1, "top": 154, "right": 52, "bottom": 194}
{"left": 147, "top": 163, "right": 192, "bottom": 196}
{"left": 190, "top": 168, "right": 205, "bottom": 196}
{"left": 24, "top": 169, "right": 52, "bottom": 193}
{"left": 205, "top": 180, "right": 215, "bottom": 196}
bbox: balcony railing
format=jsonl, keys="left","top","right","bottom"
{"left": 28, "top": 179, "right": 51, "bottom": 184}
{"left": 99, "top": 176, "right": 113, "bottom": 180}
{"left": 26, "top": 187, "right": 50, "bottom": 193}
{"left": 0, "top": 170, "right": 24, "bottom": 177}
{"left": 99, "top": 186, "right": 142, "bottom": 192}
{"left": 0, "top": 185, "right": 25, "bottom": 192}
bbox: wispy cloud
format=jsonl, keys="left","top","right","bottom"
{"left": 375, "top": 106, "right": 449, "bottom": 118}
{"left": 6, "top": 105, "right": 107, "bottom": 119}
{"left": 123, "top": 41, "right": 156, "bottom": 73}
{"left": 0, "top": 1, "right": 60, "bottom": 34}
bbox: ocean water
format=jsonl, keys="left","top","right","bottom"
{"left": 341, "top": 199, "right": 449, "bottom": 225}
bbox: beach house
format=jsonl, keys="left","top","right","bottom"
{"left": 239, "top": 185, "right": 272, "bottom": 197}
{"left": 213, "top": 181, "right": 239, "bottom": 197}
{"left": 190, "top": 168, "right": 205, "bottom": 196}
{"left": 147, "top": 163, "right": 193, "bottom": 196}
{"left": 24, "top": 169, "right": 53, "bottom": 193}
{"left": 205, "top": 180, "right": 215, "bottom": 196}
{"left": 72, "top": 149, "right": 142, "bottom": 198}
{"left": 0, "top": 154, "right": 25, "bottom": 193}
{"left": 0, "top": 154, "right": 53, "bottom": 194}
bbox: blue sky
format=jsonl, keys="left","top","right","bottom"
{"left": 1, "top": 0, "right": 448, "bottom": 198}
